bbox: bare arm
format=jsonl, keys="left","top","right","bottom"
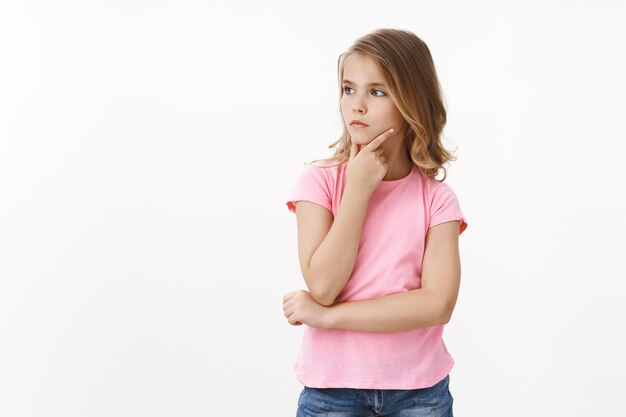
{"left": 296, "top": 130, "right": 397, "bottom": 307}
{"left": 323, "top": 220, "right": 462, "bottom": 332}
{"left": 300, "top": 183, "right": 371, "bottom": 306}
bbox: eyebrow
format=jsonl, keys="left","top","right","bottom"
{"left": 342, "top": 79, "right": 387, "bottom": 87}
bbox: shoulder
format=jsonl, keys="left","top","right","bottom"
{"left": 307, "top": 158, "right": 346, "bottom": 172}
{"left": 286, "top": 159, "right": 346, "bottom": 214}
{"left": 302, "top": 159, "right": 346, "bottom": 181}
{"left": 421, "top": 175, "right": 467, "bottom": 234}
{"left": 420, "top": 173, "right": 458, "bottom": 199}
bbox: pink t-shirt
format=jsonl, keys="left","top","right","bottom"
{"left": 286, "top": 159, "right": 468, "bottom": 389}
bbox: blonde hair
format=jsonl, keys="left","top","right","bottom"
{"left": 306, "top": 28, "right": 458, "bottom": 182}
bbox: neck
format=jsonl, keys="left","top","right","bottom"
{"left": 381, "top": 150, "right": 412, "bottom": 181}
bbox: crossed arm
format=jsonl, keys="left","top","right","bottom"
{"left": 284, "top": 220, "right": 462, "bottom": 333}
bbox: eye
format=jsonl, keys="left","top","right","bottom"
{"left": 342, "top": 86, "right": 386, "bottom": 97}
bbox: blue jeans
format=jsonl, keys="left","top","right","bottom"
{"left": 296, "top": 374, "right": 453, "bottom": 417}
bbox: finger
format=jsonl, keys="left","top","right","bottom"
{"left": 288, "top": 313, "right": 299, "bottom": 325}
{"left": 364, "top": 127, "right": 394, "bottom": 152}
{"left": 286, "top": 309, "right": 302, "bottom": 326}
{"left": 349, "top": 143, "right": 359, "bottom": 161}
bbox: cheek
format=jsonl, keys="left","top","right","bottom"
{"left": 340, "top": 100, "right": 353, "bottom": 119}
{"left": 387, "top": 106, "right": 404, "bottom": 124}
{"left": 378, "top": 106, "right": 397, "bottom": 122}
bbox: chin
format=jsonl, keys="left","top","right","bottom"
{"left": 350, "top": 134, "right": 370, "bottom": 144}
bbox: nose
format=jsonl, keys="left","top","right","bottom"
{"left": 353, "top": 102, "right": 366, "bottom": 114}
{"left": 352, "top": 94, "right": 366, "bottom": 114}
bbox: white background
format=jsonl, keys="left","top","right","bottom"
{"left": 1, "top": 0, "right": 625, "bottom": 416}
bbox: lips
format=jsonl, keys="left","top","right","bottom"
{"left": 351, "top": 120, "right": 369, "bottom": 127}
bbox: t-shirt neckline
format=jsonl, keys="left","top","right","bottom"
{"left": 377, "top": 164, "right": 416, "bottom": 186}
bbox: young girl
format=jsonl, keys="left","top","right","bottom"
{"left": 283, "top": 28, "right": 467, "bottom": 417}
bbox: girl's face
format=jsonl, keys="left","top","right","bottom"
{"left": 340, "top": 53, "right": 406, "bottom": 146}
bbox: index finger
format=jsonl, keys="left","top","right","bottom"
{"left": 364, "top": 128, "right": 395, "bottom": 151}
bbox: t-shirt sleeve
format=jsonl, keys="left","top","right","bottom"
{"left": 429, "top": 182, "right": 468, "bottom": 235}
{"left": 285, "top": 165, "right": 333, "bottom": 214}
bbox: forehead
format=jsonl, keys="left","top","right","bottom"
{"left": 342, "top": 53, "right": 385, "bottom": 84}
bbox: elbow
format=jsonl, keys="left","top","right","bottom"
{"left": 304, "top": 267, "right": 339, "bottom": 307}
{"left": 440, "top": 303, "right": 454, "bottom": 325}
{"left": 304, "top": 279, "right": 337, "bottom": 307}
{"left": 310, "top": 288, "right": 336, "bottom": 307}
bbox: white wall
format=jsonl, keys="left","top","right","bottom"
{"left": 1, "top": 0, "right": 625, "bottom": 416}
